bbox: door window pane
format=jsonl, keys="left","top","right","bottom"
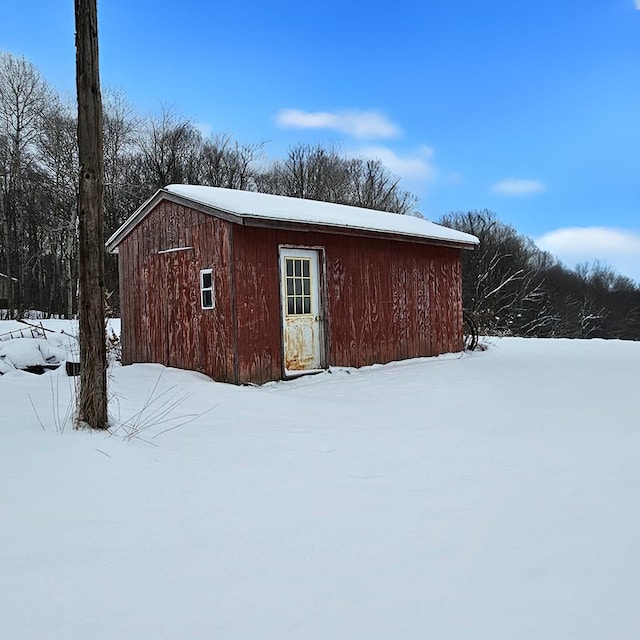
{"left": 284, "top": 257, "right": 313, "bottom": 316}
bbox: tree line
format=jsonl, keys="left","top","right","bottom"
{"left": 1, "top": 51, "right": 638, "bottom": 339}
{"left": 0, "top": 51, "right": 415, "bottom": 319}
{"left": 441, "top": 210, "right": 640, "bottom": 340}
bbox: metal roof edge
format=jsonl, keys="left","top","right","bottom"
{"left": 106, "top": 187, "right": 480, "bottom": 252}
{"left": 165, "top": 186, "right": 479, "bottom": 247}
{"left": 105, "top": 188, "right": 250, "bottom": 253}
{"left": 161, "top": 191, "right": 246, "bottom": 226}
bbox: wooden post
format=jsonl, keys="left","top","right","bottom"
{"left": 75, "top": 0, "right": 107, "bottom": 429}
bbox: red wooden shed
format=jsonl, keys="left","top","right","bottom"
{"left": 106, "top": 186, "right": 478, "bottom": 384}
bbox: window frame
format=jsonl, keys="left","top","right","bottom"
{"left": 284, "top": 256, "right": 313, "bottom": 316}
{"left": 199, "top": 268, "right": 214, "bottom": 310}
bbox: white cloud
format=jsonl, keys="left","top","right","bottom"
{"left": 537, "top": 227, "right": 640, "bottom": 256}
{"left": 276, "top": 108, "right": 401, "bottom": 139}
{"left": 636, "top": 0, "right": 640, "bottom": 9}
{"left": 351, "top": 145, "right": 437, "bottom": 182}
{"left": 491, "top": 178, "right": 546, "bottom": 196}
{"left": 536, "top": 226, "right": 640, "bottom": 282}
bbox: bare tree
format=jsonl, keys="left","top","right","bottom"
{"left": 103, "top": 89, "right": 143, "bottom": 231}
{"left": 102, "top": 90, "right": 144, "bottom": 311}
{"left": 138, "top": 108, "right": 202, "bottom": 188}
{"left": 0, "top": 52, "right": 50, "bottom": 314}
{"left": 75, "top": 0, "right": 107, "bottom": 429}
{"left": 440, "top": 210, "right": 546, "bottom": 335}
{"left": 199, "top": 133, "right": 264, "bottom": 190}
{"left": 37, "top": 99, "right": 79, "bottom": 317}
{"left": 269, "top": 144, "right": 350, "bottom": 201}
{"left": 345, "top": 156, "right": 417, "bottom": 214}
{"left": 256, "top": 143, "right": 417, "bottom": 214}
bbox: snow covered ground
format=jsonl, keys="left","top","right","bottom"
{"left": 1, "top": 320, "right": 639, "bottom": 639}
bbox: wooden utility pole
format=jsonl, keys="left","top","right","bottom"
{"left": 75, "top": 0, "right": 107, "bottom": 429}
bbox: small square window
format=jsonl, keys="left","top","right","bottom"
{"left": 200, "top": 268, "right": 214, "bottom": 309}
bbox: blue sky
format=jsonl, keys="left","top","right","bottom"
{"left": 3, "top": 0, "right": 639, "bottom": 281}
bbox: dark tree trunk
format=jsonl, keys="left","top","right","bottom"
{"left": 75, "top": 0, "right": 107, "bottom": 429}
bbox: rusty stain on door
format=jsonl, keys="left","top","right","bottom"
{"left": 280, "top": 248, "right": 323, "bottom": 373}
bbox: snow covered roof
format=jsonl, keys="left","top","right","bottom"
{"left": 106, "top": 185, "right": 479, "bottom": 251}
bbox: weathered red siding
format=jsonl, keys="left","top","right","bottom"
{"left": 117, "top": 199, "right": 236, "bottom": 382}
{"left": 232, "top": 227, "right": 284, "bottom": 384}
{"left": 116, "top": 200, "right": 464, "bottom": 385}
{"left": 231, "top": 226, "right": 463, "bottom": 384}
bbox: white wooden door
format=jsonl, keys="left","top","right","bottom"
{"left": 279, "top": 248, "right": 323, "bottom": 374}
